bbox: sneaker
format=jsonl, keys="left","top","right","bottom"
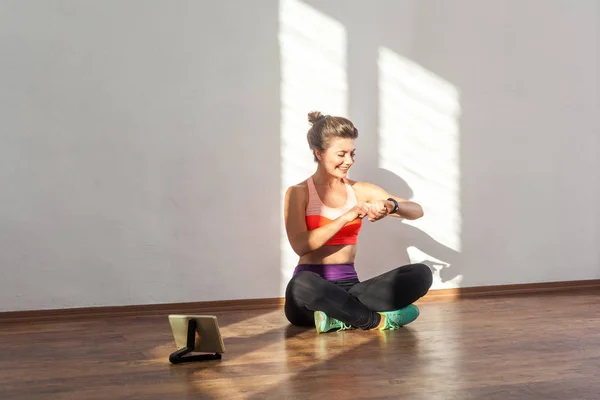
{"left": 378, "top": 304, "right": 420, "bottom": 330}
{"left": 314, "top": 311, "right": 353, "bottom": 334}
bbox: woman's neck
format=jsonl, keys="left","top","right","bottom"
{"left": 312, "top": 167, "right": 344, "bottom": 188}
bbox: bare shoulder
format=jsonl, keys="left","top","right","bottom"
{"left": 346, "top": 179, "right": 378, "bottom": 202}
{"left": 287, "top": 179, "right": 308, "bottom": 193}
{"left": 284, "top": 180, "right": 309, "bottom": 225}
{"left": 285, "top": 180, "right": 309, "bottom": 203}
{"left": 347, "top": 179, "right": 378, "bottom": 191}
{"left": 347, "top": 179, "right": 406, "bottom": 203}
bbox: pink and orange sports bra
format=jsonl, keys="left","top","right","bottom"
{"left": 305, "top": 177, "right": 362, "bottom": 246}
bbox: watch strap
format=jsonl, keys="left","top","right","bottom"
{"left": 387, "top": 198, "right": 399, "bottom": 214}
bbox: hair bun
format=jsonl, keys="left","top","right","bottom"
{"left": 308, "top": 111, "right": 325, "bottom": 126}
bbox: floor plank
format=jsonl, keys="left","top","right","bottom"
{"left": 1, "top": 291, "right": 599, "bottom": 399}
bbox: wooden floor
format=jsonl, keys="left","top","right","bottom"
{"left": 2, "top": 291, "right": 600, "bottom": 400}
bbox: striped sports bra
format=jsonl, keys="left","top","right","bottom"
{"left": 305, "top": 176, "right": 362, "bottom": 246}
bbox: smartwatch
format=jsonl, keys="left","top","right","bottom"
{"left": 387, "top": 198, "right": 399, "bottom": 214}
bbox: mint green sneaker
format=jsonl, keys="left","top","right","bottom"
{"left": 314, "top": 311, "right": 353, "bottom": 334}
{"left": 378, "top": 304, "right": 420, "bottom": 330}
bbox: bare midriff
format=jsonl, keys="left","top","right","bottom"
{"left": 298, "top": 244, "right": 357, "bottom": 265}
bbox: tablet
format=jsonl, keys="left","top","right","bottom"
{"left": 168, "top": 314, "right": 226, "bottom": 354}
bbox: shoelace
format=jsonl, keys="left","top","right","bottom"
{"left": 386, "top": 314, "right": 403, "bottom": 330}
{"left": 340, "top": 322, "right": 353, "bottom": 330}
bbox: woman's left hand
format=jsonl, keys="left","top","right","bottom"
{"left": 366, "top": 200, "right": 390, "bottom": 222}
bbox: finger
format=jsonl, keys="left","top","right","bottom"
{"left": 367, "top": 208, "right": 378, "bottom": 218}
{"left": 370, "top": 207, "right": 383, "bottom": 216}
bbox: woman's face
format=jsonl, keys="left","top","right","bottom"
{"left": 317, "top": 137, "right": 356, "bottom": 178}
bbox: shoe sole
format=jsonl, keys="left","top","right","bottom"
{"left": 314, "top": 311, "right": 326, "bottom": 334}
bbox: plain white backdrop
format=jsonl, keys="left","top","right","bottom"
{"left": 1, "top": 0, "right": 598, "bottom": 311}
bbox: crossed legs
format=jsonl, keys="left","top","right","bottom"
{"left": 284, "top": 263, "right": 433, "bottom": 330}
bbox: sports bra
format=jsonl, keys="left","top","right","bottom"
{"left": 305, "top": 176, "right": 362, "bottom": 246}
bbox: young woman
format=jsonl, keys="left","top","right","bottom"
{"left": 283, "top": 111, "right": 433, "bottom": 333}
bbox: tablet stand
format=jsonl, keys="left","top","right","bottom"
{"left": 169, "top": 319, "right": 222, "bottom": 364}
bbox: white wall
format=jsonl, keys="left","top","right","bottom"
{"left": 0, "top": 0, "right": 282, "bottom": 311}
{"left": 1, "top": 0, "right": 598, "bottom": 312}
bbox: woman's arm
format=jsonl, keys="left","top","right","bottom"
{"left": 283, "top": 184, "right": 369, "bottom": 256}
{"left": 354, "top": 181, "right": 424, "bottom": 220}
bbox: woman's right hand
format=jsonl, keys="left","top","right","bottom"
{"left": 343, "top": 202, "right": 372, "bottom": 223}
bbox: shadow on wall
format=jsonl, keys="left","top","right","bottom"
{"left": 355, "top": 168, "right": 462, "bottom": 289}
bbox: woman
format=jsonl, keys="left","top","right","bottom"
{"left": 283, "top": 111, "right": 433, "bottom": 333}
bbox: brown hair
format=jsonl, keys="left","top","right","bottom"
{"left": 306, "top": 111, "right": 358, "bottom": 162}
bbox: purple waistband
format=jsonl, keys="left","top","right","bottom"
{"left": 293, "top": 263, "right": 358, "bottom": 281}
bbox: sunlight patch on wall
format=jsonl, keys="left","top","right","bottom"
{"left": 279, "top": 0, "right": 348, "bottom": 294}
{"left": 378, "top": 47, "right": 462, "bottom": 288}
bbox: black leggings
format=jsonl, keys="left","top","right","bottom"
{"left": 284, "top": 263, "right": 433, "bottom": 330}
